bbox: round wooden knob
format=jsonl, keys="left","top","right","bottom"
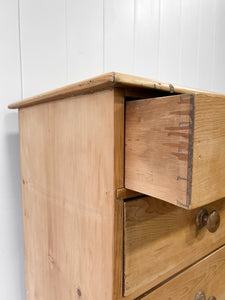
{"left": 196, "top": 208, "right": 220, "bottom": 233}
{"left": 194, "top": 291, "right": 206, "bottom": 300}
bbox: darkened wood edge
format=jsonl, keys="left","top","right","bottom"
{"left": 9, "top": 72, "right": 225, "bottom": 109}
{"left": 124, "top": 87, "right": 173, "bottom": 99}
{"left": 113, "top": 88, "right": 125, "bottom": 299}
{"left": 117, "top": 188, "right": 143, "bottom": 200}
{"left": 122, "top": 201, "right": 125, "bottom": 297}
{"left": 187, "top": 94, "right": 195, "bottom": 208}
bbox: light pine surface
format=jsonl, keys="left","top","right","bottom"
{"left": 3, "top": 1, "right": 225, "bottom": 299}
{"left": 14, "top": 75, "right": 225, "bottom": 300}
{"left": 192, "top": 93, "right": 225, "bottom": 208}
{"left": 125, "top": 92, "right": 225, "bottom": 209}
{"left": 125, "top": 94, "right": 194, "bottom": 207}
{"left": 117, "top": 188, "right": 142, "bottom": 200}
{"left": 124, "top": 196, "right": 225, "bottom": 298}
{"left": 19, "top": 89, "right": 115, "bottom": 299}
{"left": 142, "top": 245, "right": 225, "bottom": 300}
{"left": 9, "top": 72, "right": 225, "bottom": 109}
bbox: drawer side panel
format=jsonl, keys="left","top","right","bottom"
{"left": 125, "top": 94, "right": 194, "bottom": 207}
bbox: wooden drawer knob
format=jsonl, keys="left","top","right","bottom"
{"left": 194, "top": 291, "right": 206, "bottom": 300}
{"left": 196, "top": 208, "right": 220, "bottom": 233}
{"left": 194, "top": 291, "right": 216, "bottom": 300}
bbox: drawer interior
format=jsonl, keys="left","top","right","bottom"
{"left": 123, "top": 196, "right": 225, "bottom": 297}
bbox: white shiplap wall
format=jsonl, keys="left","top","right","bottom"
{"left": 1, "top": 0, "right": 225, "bottom": 299}
{"left": 0, "top": 1, "right": 25, "bottom": 299}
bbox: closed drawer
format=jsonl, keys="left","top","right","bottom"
{"left": 142, "top": 245, "right": 225, "bottom": 300}
{"left": 125, "top": 93, "right": 225, "bottom": 208}
{"left": 123, "top": 196, "right": 225, "bottom": 297}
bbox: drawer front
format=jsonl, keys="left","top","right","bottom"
{"left": 141, "top": 245, "right": 225, "bottom": 300}
{"left": 125, "top": 93, "right": 225, "bottom": 209}
{"left": 124, "top": 196, "right": 225, "bottom": 297}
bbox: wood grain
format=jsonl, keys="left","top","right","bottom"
{"left": 125, "top": 94, "right": 194, "bottom": 207}
{"left": 14, "top": 75, "right": 225, "bottom": 300}
{"left": 9, "top": 73, "right": 115, "bottom": 109}
{"left": 9, "top": 72, "right": 225, "bottom": 109}
{"left": 113, "top": 88, "right": 125, "bottom": 299}
{"left": 141, "top": 245, "right": 225, "bottom": 300}
{"left": 191, "top": 93, "right": 225, "bottom": 208}
{"left": 124, "top": 196, "right": 225, "bottom": 298}
{"left": 114, "top": 73, "right": 222, "bottom": 95}
{"left": 125, "top": 92, "right": 225, "bottom": 209}
{"left": 19, "top": 89, "right": 115, "bottom": 300}
{"left": 116, "top": 188, "right": 143, "bottom": 200}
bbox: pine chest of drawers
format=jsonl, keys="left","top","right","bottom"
{"left": 9, "top": 73, "right": 225, "bottom": 300}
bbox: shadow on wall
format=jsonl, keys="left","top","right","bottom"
{"left": 5, "top": 114, "right": 21, "bottom": 199}
{"left": 3, "top": 112, "right": 26, "bottom": 300}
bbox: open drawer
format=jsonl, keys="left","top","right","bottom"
{"left": 125, "top": 93, "right": 225, "bottom": 209}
